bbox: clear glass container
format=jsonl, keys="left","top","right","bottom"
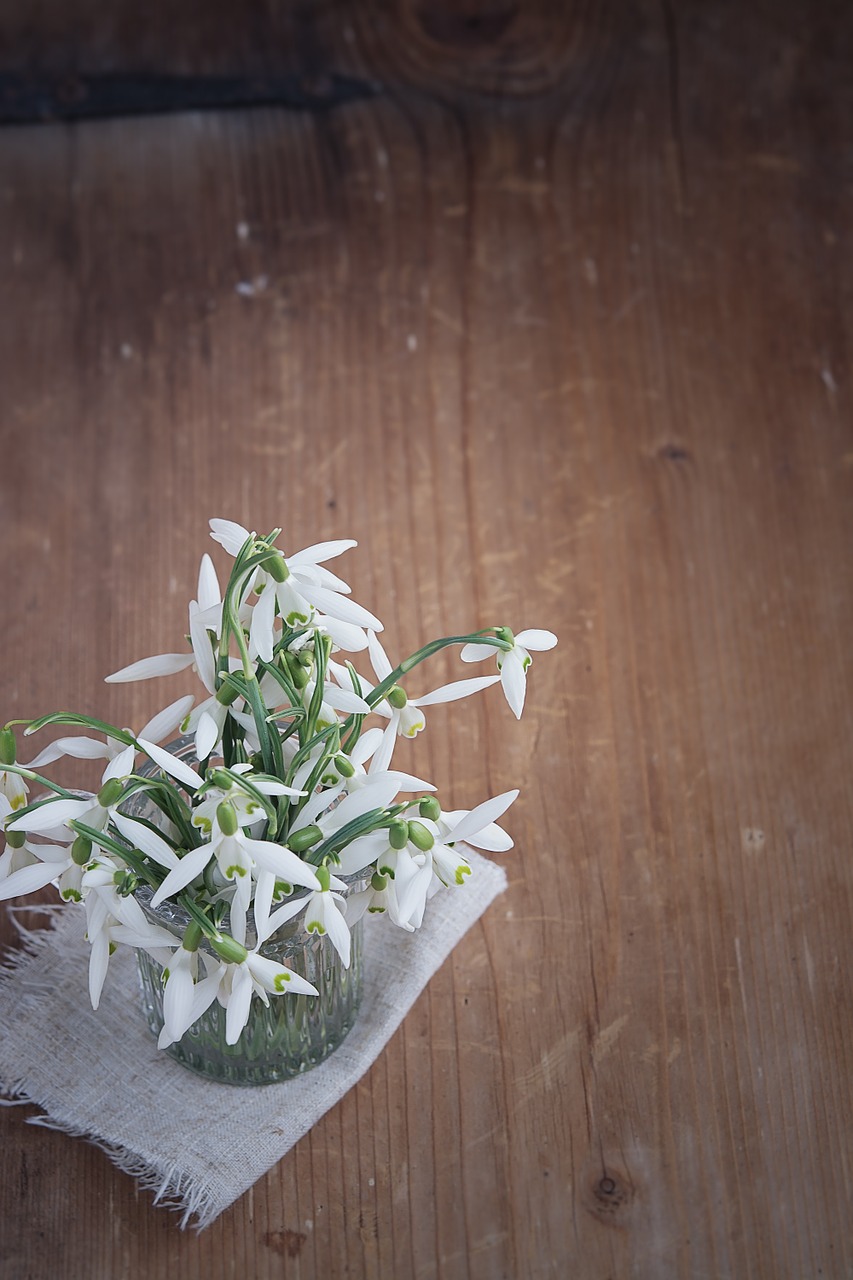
{"left": 126, "top": 738, "right": 366, "bottom": 1086}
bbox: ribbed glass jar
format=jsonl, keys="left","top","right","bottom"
{"left": 126, "top": 738, "right": 366, "bottom": 1086}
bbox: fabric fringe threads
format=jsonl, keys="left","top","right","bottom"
{"left": 0, "top": 853, "right": 507, "bottom": 1230}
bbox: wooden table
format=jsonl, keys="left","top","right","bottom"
{"left": 2, "top": 3, "right": 851, "bottom": 1275}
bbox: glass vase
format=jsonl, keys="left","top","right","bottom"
{"left": 126, "top": 738, "right": 366, "bottom": 1086}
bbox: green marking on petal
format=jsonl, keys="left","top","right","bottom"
{"left": 273, "top": 971, "right": 292, "bottom": 991}
{"left": 455, "top": 864, "right": 472, "bottom": 885}
{"left": 307, "top": 920, "right": 326, "bottom": 935}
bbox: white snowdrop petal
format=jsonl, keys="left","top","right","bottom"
{"left": 189, "top": 605, "right": 217, "bottom": 695}
{"left": 225, "top": 968, "right": 254, "bottom": 1044}
{"left": 0, "top": 860, "right": 68, "bottom": 900}
{"left": 299, "top": 583, "right": 383, "bottom": 632}
{"left": 26, "top": 737, "right": 110, "bottom": 767}
{"left": 244, "top": 839, "right": 322, "bottom": 890}
{"left": 321, "top": 898, "right": 352, "bottom": 968}
{"left": 138, "top": 694, "right": 195, "bottom": 745}
{"left": 321, "top": 684, "right": 371, "bottom": 715}
{"left": 7, "top": 797, "right": 90, "bottom": 833}
{"left": 197, "top": 553, "right": 222, "bottom": 613}
{"left": 287, "top": 539, "right": 357, "bottom": 566}
{"left": 500, "top": 654, "right": 527, "bottom": 719}
{"left": 102, "top": 743, "right": 136, "bottom": 782}
{"left": 514, "top": 628, "right": 558, "bottom": 651}
{"left": 150, "top": 845, "right": 212, "bottom": 907}
{"left": 315, "top": 615, "right": 369, "bottom": 652}
{"left": 137, "top": 739, "right": 204, "bottom": 790}
{"left": 456, "top": 824, "right": 513, "bottom": 852}
{"left": 329, "top": 773, "right": 401, "bottom": 826}
{"left": 163, "top": 963, "right": 196, "bottom": 1040}
{"left": 88, "top": 934, "right": 111, "bottom": 1010}
{"left": 209, "top": 519, "right": 253, "bottom": 557}
{"left": 249, "top": 582, "right": 277, "bottom": 664}
{"left": 459, "top": 643, "right": 496, "bottom": 663}
{"left": 413, "top": 674, "right": 500, "bottom": 707}
{"left": 194, "top": 711, "right": 219, "bottom": 762}
{"left": 308, "top": 565, "right": 352, "bottom": 593}
{"left": 446, "top": 790, "right": 519, "bottom": 844}
{"left": 110, "top": 813, "right": 180, "bottom": 869}
{"left": 105, "top": 653, "right": 195, "bottom": 683}
{"left": 367, "top": 630, "right": 393, "bottom": 680}
{"left": 350, "top": 727, "right": 384, "bottom": 767}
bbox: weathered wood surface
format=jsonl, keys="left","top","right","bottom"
{"left": 1, "top": 3, "right": 852, "bottom": 1276}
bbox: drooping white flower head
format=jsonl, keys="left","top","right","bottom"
{"left": 460, "top": 628, "right": 557, "bottom": 718}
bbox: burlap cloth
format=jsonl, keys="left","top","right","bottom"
{"left": 0, "top": 850, "right": 507, "bottom": 1229}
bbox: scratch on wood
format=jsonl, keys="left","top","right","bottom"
{"left": 513, "top": 1029, "right": 580, "bottom": 1095}
{"left": 803, "top": 935, "right": 816, "bottom": 998}
{"left": 592, "top": 1015, "right": 629, "bottom": 1066}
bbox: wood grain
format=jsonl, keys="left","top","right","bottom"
{"left": 1, "top": 2, "right": 851, "bottom": 1276}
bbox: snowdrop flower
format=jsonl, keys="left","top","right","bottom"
{"left": 357, "top": 632, "right": 500, "bottom": 773}
{"left": 207, "top": 936, "right": 320, "bottom": 1045}
{"left": 258, "top": 864, "right": 351, "bottom": 964}
{"left": 460, "top": 628, "right": 558, "bottom": 718}
{"left": 81, "top": 857, "right": 161, "bottom": 1008}
{"left": 209, "top": 519, "right": 383, "bottom": 659}
{"left": 149, "top": 942, "right": 225, "bottom": 1050}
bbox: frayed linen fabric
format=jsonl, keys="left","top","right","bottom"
{"left": 0, "top": 850, "right": 507, "bottom": 1230}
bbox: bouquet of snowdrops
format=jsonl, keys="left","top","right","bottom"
{"left": 0, "top": 520, "right": 556, "bottom": 1048}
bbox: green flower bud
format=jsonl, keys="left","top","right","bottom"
{"left": 371, "top": 871, "right": 388, "bottom": 892}
{"left": 211, "top": 933, "right": 248, "bottom": 965}
{"left": 289, "top": 659, "right": 311, "bottom": 690}
{"left": 388, "top": 819, "right": 409, "bottom": 850}
{"left": 419, "top": 796, "right": 441, "bottom": 821}
{"left": 264, "top": 552, "right": 289, "bottom": 582}
{"left": 182, "top": 921, "right": 203, "bottom": 952}
{"left": 387, "top": 685, "right": 408, "bottom": 710}
{"left": 296, "top": 649, "right": 314, "bottom": 668}
{"left": 71, "top": 835, "right": 93, "bottom": 866}
{"left": 215, "top": 682, "right": 241, "bottom": 706}
{"left": 97, "top": 778, "right": 124, "bottom": 809}
{"left": 0, "top": 728, "right": 16, "bottom": 766}
{"left": 335, "top": 755, "right": 356, "bottom": 779}
{"left": 495, "top": 626, "right": 514, "bottom": 645}
{"left": 208, "top": 768, "right": 232, "bottom": 790}
{"left": 288, "top": 824, "right": 323, "bottom": 852}
{"left": 407, "top": 820, "right": 434, "bottom": 851}
{"left": 316, "top": 865, "right": 331, "bottom": 892}
{"left": 5, "top": 830, "right": 25, "bottom": 849}
{"left": 216, "top": 800, "right": 239, "bottom": 836}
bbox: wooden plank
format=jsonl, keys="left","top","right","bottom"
{"left": 1, "top": 3, "right": 852, "bottom": 1276}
